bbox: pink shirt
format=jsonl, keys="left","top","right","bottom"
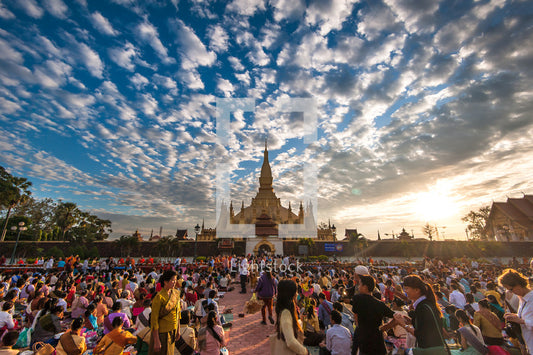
{"left": 71, "top": 296, "right": 89, "bottom": 318}
{"left": 201, "top": 325, "right": 226, "bottom": 355}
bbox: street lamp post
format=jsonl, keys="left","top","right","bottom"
{"left": 10, "top": 222, "right": 27, "bottom": 265}
{"left": 194, "top": 223, "right": 200, "bottom": 262}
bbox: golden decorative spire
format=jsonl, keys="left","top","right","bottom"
{"left": 259, "top": 138, "right": 273, "bottom": 191}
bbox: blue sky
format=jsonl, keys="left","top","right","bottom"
{"left": 1, "top": 0, "right": 533, "bottom": 240}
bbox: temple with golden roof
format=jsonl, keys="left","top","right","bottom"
{"left": 198, "top": 140, "right": 336, "bottom": 255}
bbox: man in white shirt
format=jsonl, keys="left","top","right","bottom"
{"left": 320, "top": 310, "right": 352, "bottom": 355}
{"left": 230, "top": 256, "right": 237, "bottom": 280}
{"left": 239, "top": 257, "right": 249, "bottom": 294}
{"left": 45, "top": 257, "right": 54, "bottom": 270}
{"left": 0, "top": 302, "right": 16, "bottom": 329}
{"left": 449, "top": 283, "right": 467, "bottom": 309}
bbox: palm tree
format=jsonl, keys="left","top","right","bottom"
{"left": 115, "top": 235, "right": 139, "bottom": 256}
{"left": 347, "top": 230, "right": 367, "bottom": 256}
{"left": 0, "top": 167, "right": 32, "bottom": 241}
{"left": 55, "top": 201, "right": 80, "bottom": 241}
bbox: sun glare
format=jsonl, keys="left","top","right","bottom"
{"left": 413, "top": 189, "right": 458, "bottom": 222}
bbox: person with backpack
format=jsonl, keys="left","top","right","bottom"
{"left": 56, "top": 317, "right": 87, "bottom": 355}
{"left": 198, "top": 310, "right": 226, "bottom": 355}
{"left": 134, "top": 299, "right": 152, "bottom": 355}
{"left": 176, "top": 310, "right": 196, "bottom": 355}
{"left": 94, "top": 316, "right": 136, "bottom": 355}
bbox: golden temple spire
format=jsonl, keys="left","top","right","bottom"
{"left": 259, "top": 138, "right": 273, "bottom": 191}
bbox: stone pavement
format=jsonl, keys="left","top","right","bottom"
{"left": 218, "top": 285, "right": 274, "bottom": 355}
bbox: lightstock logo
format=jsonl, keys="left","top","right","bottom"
{"left": 215, "top": 97, "right": 318, "bottom": 240}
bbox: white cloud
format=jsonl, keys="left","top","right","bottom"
{"left": 0, "top": 38, "right": 23, "bottom": 63}
{"left": 357, "top": 4, "right": 400, "bottom": 41}
{"left": 34, "top": 59, "right": 72, "bottom": 88}
{"left": 153, "top": 74, "right": 177, "bottom": 90}
{"left": 79, "top": 43, "right": 104, "bottom": 78}
{"left": 228, "top": 56, "right": 245, "bottom": 71}
{"left": 175, "top": 20, "right": 216, "bottom": 68}
{"left": 108, "top": 42, "right": 138, "bottom": 71}
{"left": 246, "top": 42, "right": 270, "bottom": 66}
{"left": 0, "top": 97, "right": 21, "bottom": 114}
{"left": 90, "top": 12, "right": 118, "bottom": 36}
{"left": 130, "top": 73, "right": 149, "bottom": 90}
{"left": 140, "top": 93, "right": 158, "bottom": 116}
{"left": 217, "top": 78, "right": 235, "bottom": 97}
{"left": 383, "top": 0, "right": 440, "bottom": 34}
{"left": 305, "top": 0, "right": 358, "bottom": 35}
{"left": 178, "top": 68, "right": 204, "bottom": 90}
{"left": 226, "top": 0, "right": 266, "bottom": 16}
{"left": 235, "top": 71, "right": 250, "bottom": 86}
{"left": 207, "top": 25, "right": 229, "bottom": 53}
{"left": 271, "top": 0, "right": 305, "bottom": 22}
{"left": 136, "top": 18, "right": 175, "bottom": 64}
{"left": 0, "top": 1, "right": 15, "bottom": 19}
{"left": 43, "top": 0, "right": 67, "bottom": 19}
{"left": 18, "top": 0, "right": 43, "bottom": 18}
{"left": 38, "top": 36, "right": 61, "bottom": 57}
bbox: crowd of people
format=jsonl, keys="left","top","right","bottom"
{"left": 0, "top": 254, "right": 531, "bottom": 355}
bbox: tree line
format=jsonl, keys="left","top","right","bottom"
{"left": 0, "top": 166, "right": 112, "bottom": 243}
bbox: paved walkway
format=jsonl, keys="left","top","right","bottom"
{"left": 219, "top": 286, "right": 274, "bottom": 354}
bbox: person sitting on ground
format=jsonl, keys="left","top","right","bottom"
{"left": 199, "top": 310, "right": 226, "bottom": 355}
{"left": 454, "top": 309, "right": 488, "bottom": 355}
{"left": 201, "top": 290, "right": 219, "bottom": 319}
{"left": 103, "top": 302, "right": 131, "bottom": 334}
{"left": 83, "top": 304, "right": 98, "bottom": 330}
{"left": 473, "top": 299, "right": 504, "bottom": 346}
{"left": 319, "top": 310, "right": 352, "bottom": 355}
{"left": 486, "top": 295, "right": 505, "bottom": 321}
{"left": 117, "top": 291, "right": 134, "bottom": 319}
{"left": 31, "top": 305, "right": 64, "bottom": 347}
{"left": 0, "top": 330, "right": 20, "bottom": 355}
{"left": 333, "top": 301, "right": 354, "bottom": 336}
{"left": 95, "top": 295, "right": 108, "bottom": 326}
{"left": 94, "top": 316, "right": 137, "bottom": 355}
{"left": 301, "top": 300, "right": 324, "bottom": 347}
{"left": 177, "top": 310, "right": 197, "bottom": 355}
{"left": 71, "top": 290, "right": 89, "bottom": 319}
{"left": 56, "top": 317, "right": 87, "bottom": 355}
{"left": 445, "top": 305, "right": 460, "bottom": 332}
{"left": 0, "top": 302, "right": 16, "bottom": 330}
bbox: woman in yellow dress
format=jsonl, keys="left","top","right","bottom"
{"left": 149, "top": 270, "right": 181, "bottom": 355}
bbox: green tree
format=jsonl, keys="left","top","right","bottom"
{"left": 298, "top": 238, "right": 315, "bottom": 247}
{"left": 461, "top": 205, "right": 491, "bottom": 240}
{"left": 422, "top": 223, "right": 436, "bottom": 241}
{"left": 13, "top": 197, "right": 56, "bottom": 239}
{"left": 54, "top": 201, "right": 81, "bottom": 241}
{"left": 347, "top": 229, "right": 367, "bottom": 256}
{"left": 70, "top": 212, "right": 112, "bottom": 242}
{"left": 156, "top": 236, "right": 176, "bottom": 257}
{"left": 115, "top": 235, "right": 139, "bottom": 257}
{"left": 0, "top": 167, "right": 32, "bottom": 241}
